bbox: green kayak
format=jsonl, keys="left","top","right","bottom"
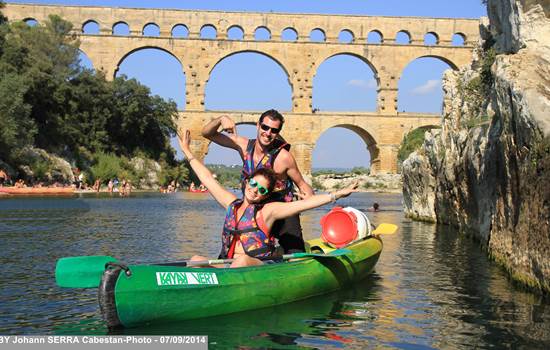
{"left": 98, "top": 236, "right": 382, "bottom": 328}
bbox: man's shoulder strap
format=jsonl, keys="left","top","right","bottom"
{"left": 245, "top": 139, "right": 256, "bottom": 154}
{"left": 269, "top": 139, "right": 291, "bottom": 156}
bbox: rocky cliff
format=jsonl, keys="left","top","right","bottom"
{"left": 402, "top": 0, "right": 550, "bottom": 293}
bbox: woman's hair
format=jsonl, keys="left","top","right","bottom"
{"left": 248, "top": 168, "right": 277, "bottom": 194}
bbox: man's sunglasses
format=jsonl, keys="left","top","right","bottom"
{"left": 259, "top": 123, "right": 281, "bottom": 134}
{"left": 248, "top": 178, "right": 269, "bottom": 195}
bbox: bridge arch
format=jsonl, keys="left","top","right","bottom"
{"left": 227, "top": 25, "right": 244, "bottom": 40}
{"left": 205, "top": 51, "right": 292, "bottom": 111}
{"left": 114, "top": 46, "right": 185, "bottom": 78}
{"left": 313, "top": 53, "right": 379, "bottom": 112}
{"left": 23, "top": 18, "right": 39, "bottom": 26}
{"left": 314, "top": 52, "right": 379, "bottom": 79}
{"left": 312, "top": 123, "right": 379, "bottom": 173}
{"left": 367, "top": 30, "right": 383, "bottom": 44}
{"left": 78, "top": 49, "right": 94, "bottom": 71}
{"left": 143, "top": 22, "right": 160, "bottom": 37}
{"left": 398, "top": 56, "right": 456, "bottom": 113}
{"left": 82, "top": 20, "right": 99, "bottom": 34}
{"left": 207, "top": 50, "right": 291, "bottom": 84}
{"left": 425, "top": 32, "right": 439, "bottom": 46}
{"left": 113, "top": 21, "right": 130, "bottom": 36}
{"left": 452, "top": 33, "right": 466, "bottom": 46}
{"left": 412, "top": 54, "right": 459, "bottom": 71}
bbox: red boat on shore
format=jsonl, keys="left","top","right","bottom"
{"left": 0, "top": 187, "right": 75, "bottom": 195}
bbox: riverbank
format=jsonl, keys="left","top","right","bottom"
{"left": 312, "top": 173, "right": 402, "bottom": 193}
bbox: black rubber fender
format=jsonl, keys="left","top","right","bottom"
{"left": 98, "top": 265, "right": 123, "bottom": 329}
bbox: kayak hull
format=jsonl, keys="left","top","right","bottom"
{"left": 99, "top": 237, "right": 382, "bottom": 328}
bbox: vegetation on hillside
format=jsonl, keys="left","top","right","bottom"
{"left": 397, "top": 127, "right": 439, "bottom": 169}
{"left": 0, "top": 5, "right": 187, "bottom": 187}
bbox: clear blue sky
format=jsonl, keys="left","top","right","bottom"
{"left": 7, "top": 0, "right": 487, "bottom": 169}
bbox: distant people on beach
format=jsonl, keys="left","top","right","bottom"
{"left": 119, "top": 179, "right": 131, "bottom": 196}
{"left": 14, "top": 179, "right": 26, "bottom": 188}
{"left": 367, "top": 203, "right": 380, "bottom": 212}
{"left": 93, "top": 178, "right": 101, "bottom": 192}
{"left": 0, "top": 169, "right": 8, "bottom": 187}
{"left": 107, "top": 179, "right": 114, "bottom": 194}
{"left": 168, "top": 180, "right": 176, "bottom": 193}
{"left": 74, "top": 169, "right": 86, "bottom": 190}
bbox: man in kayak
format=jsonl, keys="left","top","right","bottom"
{"left": 201, "top": 110, "right": 314, "bottom": 254}
{"left": 180, "top": 130, "right": 357, "bottom": 268}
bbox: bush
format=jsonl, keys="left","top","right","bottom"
{"left": 32, "top": 158, "right": 51, "bottom": 182}
{"left": 89, "top": 152, "right": 127, "bottom": 184}
{"left": 311, "top": 177, "right": 325, "bottom": 190}
{"left": 398, "top": 128, "right": 434, "bottom": 165}
{"left": 351, "top": 166, "right": 370, "bottom": 175}
{"left": 158, "top": 161, "right": 189, "bottom": 187}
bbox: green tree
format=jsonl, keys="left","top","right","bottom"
{"left": 0, "top": 1, "right": 7, "bottom": 26}
{"left": 108, "top": 76, "right": 178, "bottom": 160}
{"left": 0, "top": 13, "right": 180, "bottom": 184}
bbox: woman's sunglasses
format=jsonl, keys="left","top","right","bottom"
{"left": 259, "top": 123, "right": 281, "bottom": 134}
{"left": 248, "top": 178, "right": 269, "bottom": 195}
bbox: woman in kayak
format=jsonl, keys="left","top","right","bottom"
{"left": 180, "top": 129, "right": 358, "bottom": 268}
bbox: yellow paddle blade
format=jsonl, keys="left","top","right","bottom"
{"left": 371, "top": 223, "right": 398, "bottom": 235}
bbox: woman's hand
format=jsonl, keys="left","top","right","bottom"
{"left": 333, "top": 181, "right": 359, "bottom": 200}
{"left": 179, "top": 129, "right": 195, "bottom": 158}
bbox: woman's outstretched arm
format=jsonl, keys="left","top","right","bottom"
{"left": 179, "top": 129, "right": 237, "bottom": 209}
{"left": 262, "top": 183, "right": 359, "bottom": 228}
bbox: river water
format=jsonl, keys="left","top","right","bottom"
{"left": 0, "top": 192, "right": 549, "bottom": 349}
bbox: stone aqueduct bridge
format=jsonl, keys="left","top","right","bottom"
{"left": 5, "top": 3, "right": 480, "bottom": 174}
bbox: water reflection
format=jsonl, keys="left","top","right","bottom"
{"left": 1, "top": 193, "right": 549, "bottom": 348}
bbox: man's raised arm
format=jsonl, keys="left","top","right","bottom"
{"left": 201, "top": 115, "right": 248, "bottom": 154}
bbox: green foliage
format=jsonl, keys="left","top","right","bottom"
{"left": 398, "top": 128, "right": 434, "bottom": 165}
{"left": 158, "top": 161, "right": 189, "bottom": 187}
{"left": 351, "top": 166, "right": 370, "bottom": 175}
{"left": 361, "top": 181, "right": 387, "bottom": 190}
{"left": 311, "top": 177, "right": 325, "bottom": 191}
{"left": 312, "top": 168, "right": 346, "bottom": 176}
{"left": 465, "top": 114, "right": 491, "bottom": 129}
{"left": 89, "top": 152, "right": 127, "bottom": 183}
{"left": 205, "top": 164, "right": 241, "bottom": 188}
{"left": 0, "top": 15, "right": 180, "bottom": 184}
{"left": 0, "top": 1, "right": 7, "bottom": 26}
{"left": 31, "top": 158, "right": 51, "bottom": 181}
{"left": 459, "top": 47, "right": 496, "bottom": 126}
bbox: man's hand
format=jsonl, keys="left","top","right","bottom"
{"left": 294, "top": 188, "right": 313, "bottom": 200}
{"left": 220, "top": 115, "right": 237, "bottom": 135}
